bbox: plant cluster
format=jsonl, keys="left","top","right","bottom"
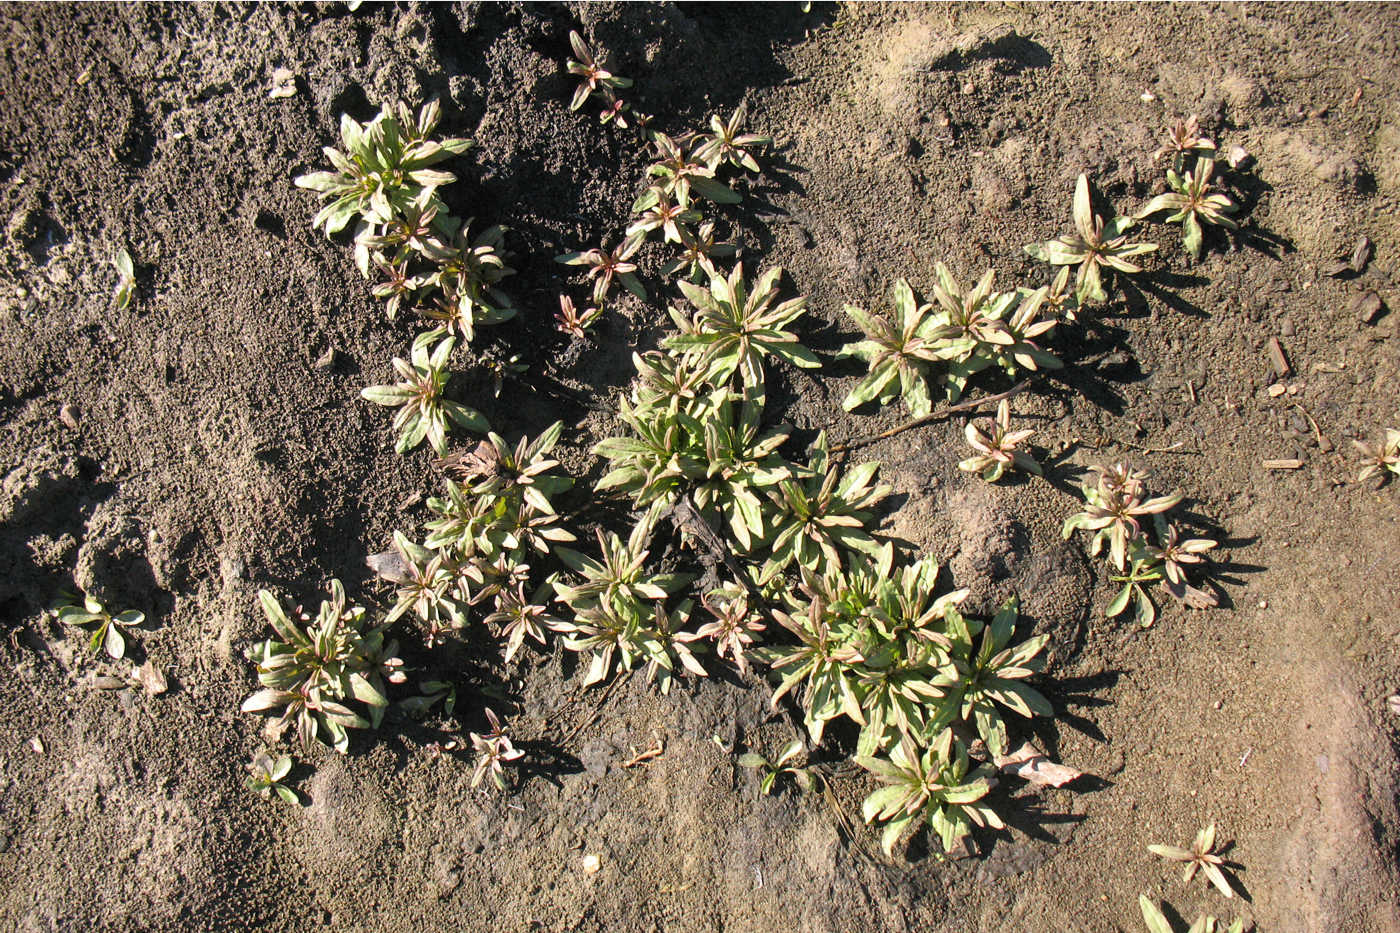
{"left": 1063, "top": 463, "right": 1218, "bottom": 626}
{"left": 838, "top": 269, "right": 1061, "bottom": 412}
{"left": 556, "top": 36, "right": 769, "bottom": 335}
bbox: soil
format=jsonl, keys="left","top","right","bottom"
{"left": 2, "top": 3, "right": 1398, "bottom": 931}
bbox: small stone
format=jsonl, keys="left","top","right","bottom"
{"left": 314, "top": 347, "right": 340, "bottom": 369}
{"left": 1352, "top": 291, "right": 1383, "bottom": 325}
{"left": 582, "top": 853, "right": 602, "bottom": 874}
{"left": 268, "top": 67, "right": 298, "bottom": 100}
{"left": 58, "top": 403, "right": 79, "bottom": 431}
{"left": 1350, "top": 236, "right": 1373, "bottom": 273}
{"left": 1279, "top": 319, "right": 1295, "bottom": 337}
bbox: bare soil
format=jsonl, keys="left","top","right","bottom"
{"left": 2, "top": 3, "right": 1398, "bottom": 931}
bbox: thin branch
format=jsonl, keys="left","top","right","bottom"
{"left": 829, "top": 378, "right": 1038, "bottom": 454}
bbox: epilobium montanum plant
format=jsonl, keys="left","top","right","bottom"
{"left": 360, "top": 329, "right": 487, "bottom": 456}
{"left": 1136, "top": 157, "right": 1240, "bottom": 260}
{"left": 926, "top": 263, "right": 1061, "bottom": 403}
{"left": 1139, "top": 896, "right": 1243, "bottom": 933}
{"left": 294, "top": 99, "right": 471, "bottom": 239}
{"left": 556, "top": 237, "right": 645, "bottom": 305}
{"left": 856, "top": 730, "right": 1004, "bottom": 857}
{"left": 1149, "top": 822, "right": 1237, "bottom": 898}
{"left": 695, "top": 579, "right": 768, "bottom": 677}
{"left": 470, "top": 707, "right": 525, "bottom": 790}
{"left": 1025, "top": 173, "right": 1158, "bottom": 305}
{"left": 664, "top": 263, "right": 819, "bottom": 388}
{"left": 759, "top": 432, "right": 891, "bottom": 583}
{"left": 1063, "top": 464, "right": 1218, "bottom": 626}
{"left": 1353, "top": 428, "right": 1400, "bottom": 483}
{"left": 837, "top": 279, "right": 944, "bottom": 417}
{"left": 566, "top": 30, "right": 634, "bottom": 125}
{"left": 246, "top": 752, "right": 298, "bottom": 805}
{"left": 554, "top": 294, "right": 603, "bottom": 338}
{"left": 958, "top": 399, "right": 1042, "bottom": 483}
{"left": 738, "top": 738, "right": 818, "bottom": 795}
{"left": 241, "top": 580, "right": 405, "bottom": 754}
{"left": 54, "top": 592, "right": 146, "bottom": 660}
{"left": 1153, "top": 115, "right": 1217, "bottom": 174}
{"left": 692, "top": 103, "right": 773, "bottom": 174}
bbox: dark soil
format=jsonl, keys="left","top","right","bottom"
{"left": 2, "top": 3, "right": 1398, "bottom": 931}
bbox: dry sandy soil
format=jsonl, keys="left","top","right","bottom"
{"left": 1, "top": 3, "right": 1399, "bottom": 931}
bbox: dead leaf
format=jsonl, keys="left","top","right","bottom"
{"left": 994, "top": 741, "right": 1083, "bottom": 788}
{"left": 366, "top": 549, "right": 411, "bottom": 584}
{"left": 92, "top": 674, "right": 128, "bottom": 690}
{"left": 135, "top": 661, "right": 168, "bottom": 696}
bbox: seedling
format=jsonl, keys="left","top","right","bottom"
{"left": 695, "top": 580, "right": 768, "bottom": 676}
{"left": 856, "top": 730, "right": 1003, "bottom": 856}
{"left": 483, "top": 581, "right": 561, "bottom": 663}
{"left": 113, "top": 247, "right": 135, "bottom": 311}
{"left": 1025, "top": 174, "right": 1158, "bottom": 305}
{"left": 628, "top": 185, "right": 702, "bottom": 245}
{"left": 54, "top": 592, "right": 145, "bottom": 660}
{"left": 1139, "top": 897, "right": 1243, "bottom": 933}
{"left": 241, "top": 580, "right": 405, "bottom": 753}
{"left": 470, "top": 707, "right": 525, "bottom": 790}
{"left": 566, "top": 30, "right": 632, "bottom": 119}
{"left": 1149, "top": 822, "right": 1236, "bottom": 898}
{"left": 1153, "top": 115, "right": 1216, "bottom": 173}
{"left": 246, "top": 752, "right": 298, "bottom": 804}
{"left": 664, "top": 263, "right": 818, "bottom": 388}
{"left": 662, "top": 221, "right": 736, "bottom": 281}
{"left": 1137, "top": 157, "right": 1240, "bottom": 260}
{"left": 692, "top": 103, "right": 772, "bottom": 174}
{"left": 360, "top": 329, "right": 487, "bottom": 455}
{"left": 958, "top": 399, "right": 1041, "bottom": 482}
{"left": 556, "top": 238, "right": 645, "bottom": 305}
{"left": 1353, "top": 428, "right": 1400, "bottom": 483}
{"left": 738, "top": 738, "right": 817, "bottom": 794}
{"left": 648, "top": 132, "right": 740, "bottom": 206}
{"left": 555, "top": 294, "right": 602, "bottom": 337}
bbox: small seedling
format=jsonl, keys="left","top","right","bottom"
{"left": 246, "top": 752, "right": 298, "bottom": 804}
{"left": 1353, "top": 428, "right": 1400, "bottom": 483}
{"left": 470, "top": 707, "right": 525, "bottom": 790}
{"left": 556, "top": 238, "right": 645, "bottom": 305}
{"left": 1136, "top": 157, "right": 1240, "bottom": 260}
{"left": 738, "top": 738, "right": 816, "bottom": 794}
{"left": 958, "top": 399, "right": 1041, "bottom": 483}
{"left": 692, "top": 103, "right": 772, "bottom": 174}
{"left": 555, "top": 294, "right": 602, "bottom": 337}
{"left": 1139, "top": 896, "right": 1243, "bottom": 933}
{"left": 1025, "top": 173, "right": 1158, "bottom": 305}
{"left": 1064, "top": 463, "right": 1182, "bottom": 572}
{"left": 662, "top": 221, "right": 736, "bottom": 281}
{"left": 54, "top": 592, "right": 145, "bottom": 660}
{"left": 695, "top": 580, "right": 767, "bottom": 676}
{"left": 1153, "top": 115, "right": 1216, "bottom": 173}
{"left": 113, "top": 247, "right": 135, "bottom": 311}
{"left": 1149, "top": 822, "right": 1236, "bottom": 898}
{"left": 566, "top": 31, "right": 633, "bottom": 118}
{"left": 360, "top": 329, "right": 487, "bottom": 455}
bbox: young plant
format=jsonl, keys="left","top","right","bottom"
{"left": 113, "top": 247, "right": 135, "bottom": 311}
{"left": 418, "top": 220, "right": 517, "bottom": 340}
{"left": 566, "top": 30, "right": 633, "bottom": 118}
{"left": 690, "top": 385, "right": 792, "bottom": 550}
{"left": 664, "top": 263, "right": 818, "bottom": 388}
{"left": 294, "top": 100, "right": 471, "bottom": 237}
{"left": 738, "top": 738, "right": 817, "bottom": 795}
{"left": 246, "top": 752, "right": 298, "bottom": 804}
{"left": 360, "top": 329, "right": 487, "bottom": 455}
{"left": 1063, "top": 463, "right": 1182, "bottom": 572}
{"left": 553, "top": 512, "right": 691, "bottom": 615}
{"left": 241, "top": 580, "right": 405, "bottom": 754}
{"left": 554, "top": 294, "right": 602, "bottom": 338}
{"left": 54, "top": 593, "right": 145, "bottom": 660}
{"left": 470, "top": 707, "right": 525, "bottom": 790}
{"left": 482, "top": 581, "right": 561, "bottom": 664}
{"left": 1149, "top": 822, "right": 1236, "bottom": 898}
{"left": 662, "top": 221, "right": 737, "bottom": 281}
{"left": 856, "top": 730, "right": 1003, "bottom": 856}
{"left": 836, "top": 279, "right": 942, "bottom": 417}
{"left": 692, "top": 102, "right": 772, "bottom": 174}
{"left": 1025, "top": 174, "right": 1158, "bottom": 305}
{"left": 760, "top": 432, "right": 891, "bottom": 583}
{"left": 958, "top": 399, "right": 1041, "bottom": 483}
{"left": 628, "top": 185, "right": 702, "bottom": 245}
{"left": 1153, "top": 115, "right": 1217, "bottom": 173}
{"left": 556, "top": 238, "right": 644, "bottom": 305}
{"left": 1136, "top": 157, "right": 1240, "bottom": 260}
{"left": 1353, "top": 428, "right": 1400, "bottom": 483}
{"left": 1139, "top": 897, "right": 1243, "bottom": 933}
{"left": 695, "top": 580, "right": 767, "bottom": 676}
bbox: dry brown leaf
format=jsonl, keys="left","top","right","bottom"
{"left": 136, "top": 661, "right": 168, "bottom": 696}
{"left": 994, "top": 740, "right": 1083, "bottom": 787}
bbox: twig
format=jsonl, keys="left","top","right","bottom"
{"left": 829, "top": 378, "right": 1037, "bottom": 454}
{"left": 622, "top": 736, "right": 665, "bottom": 768}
